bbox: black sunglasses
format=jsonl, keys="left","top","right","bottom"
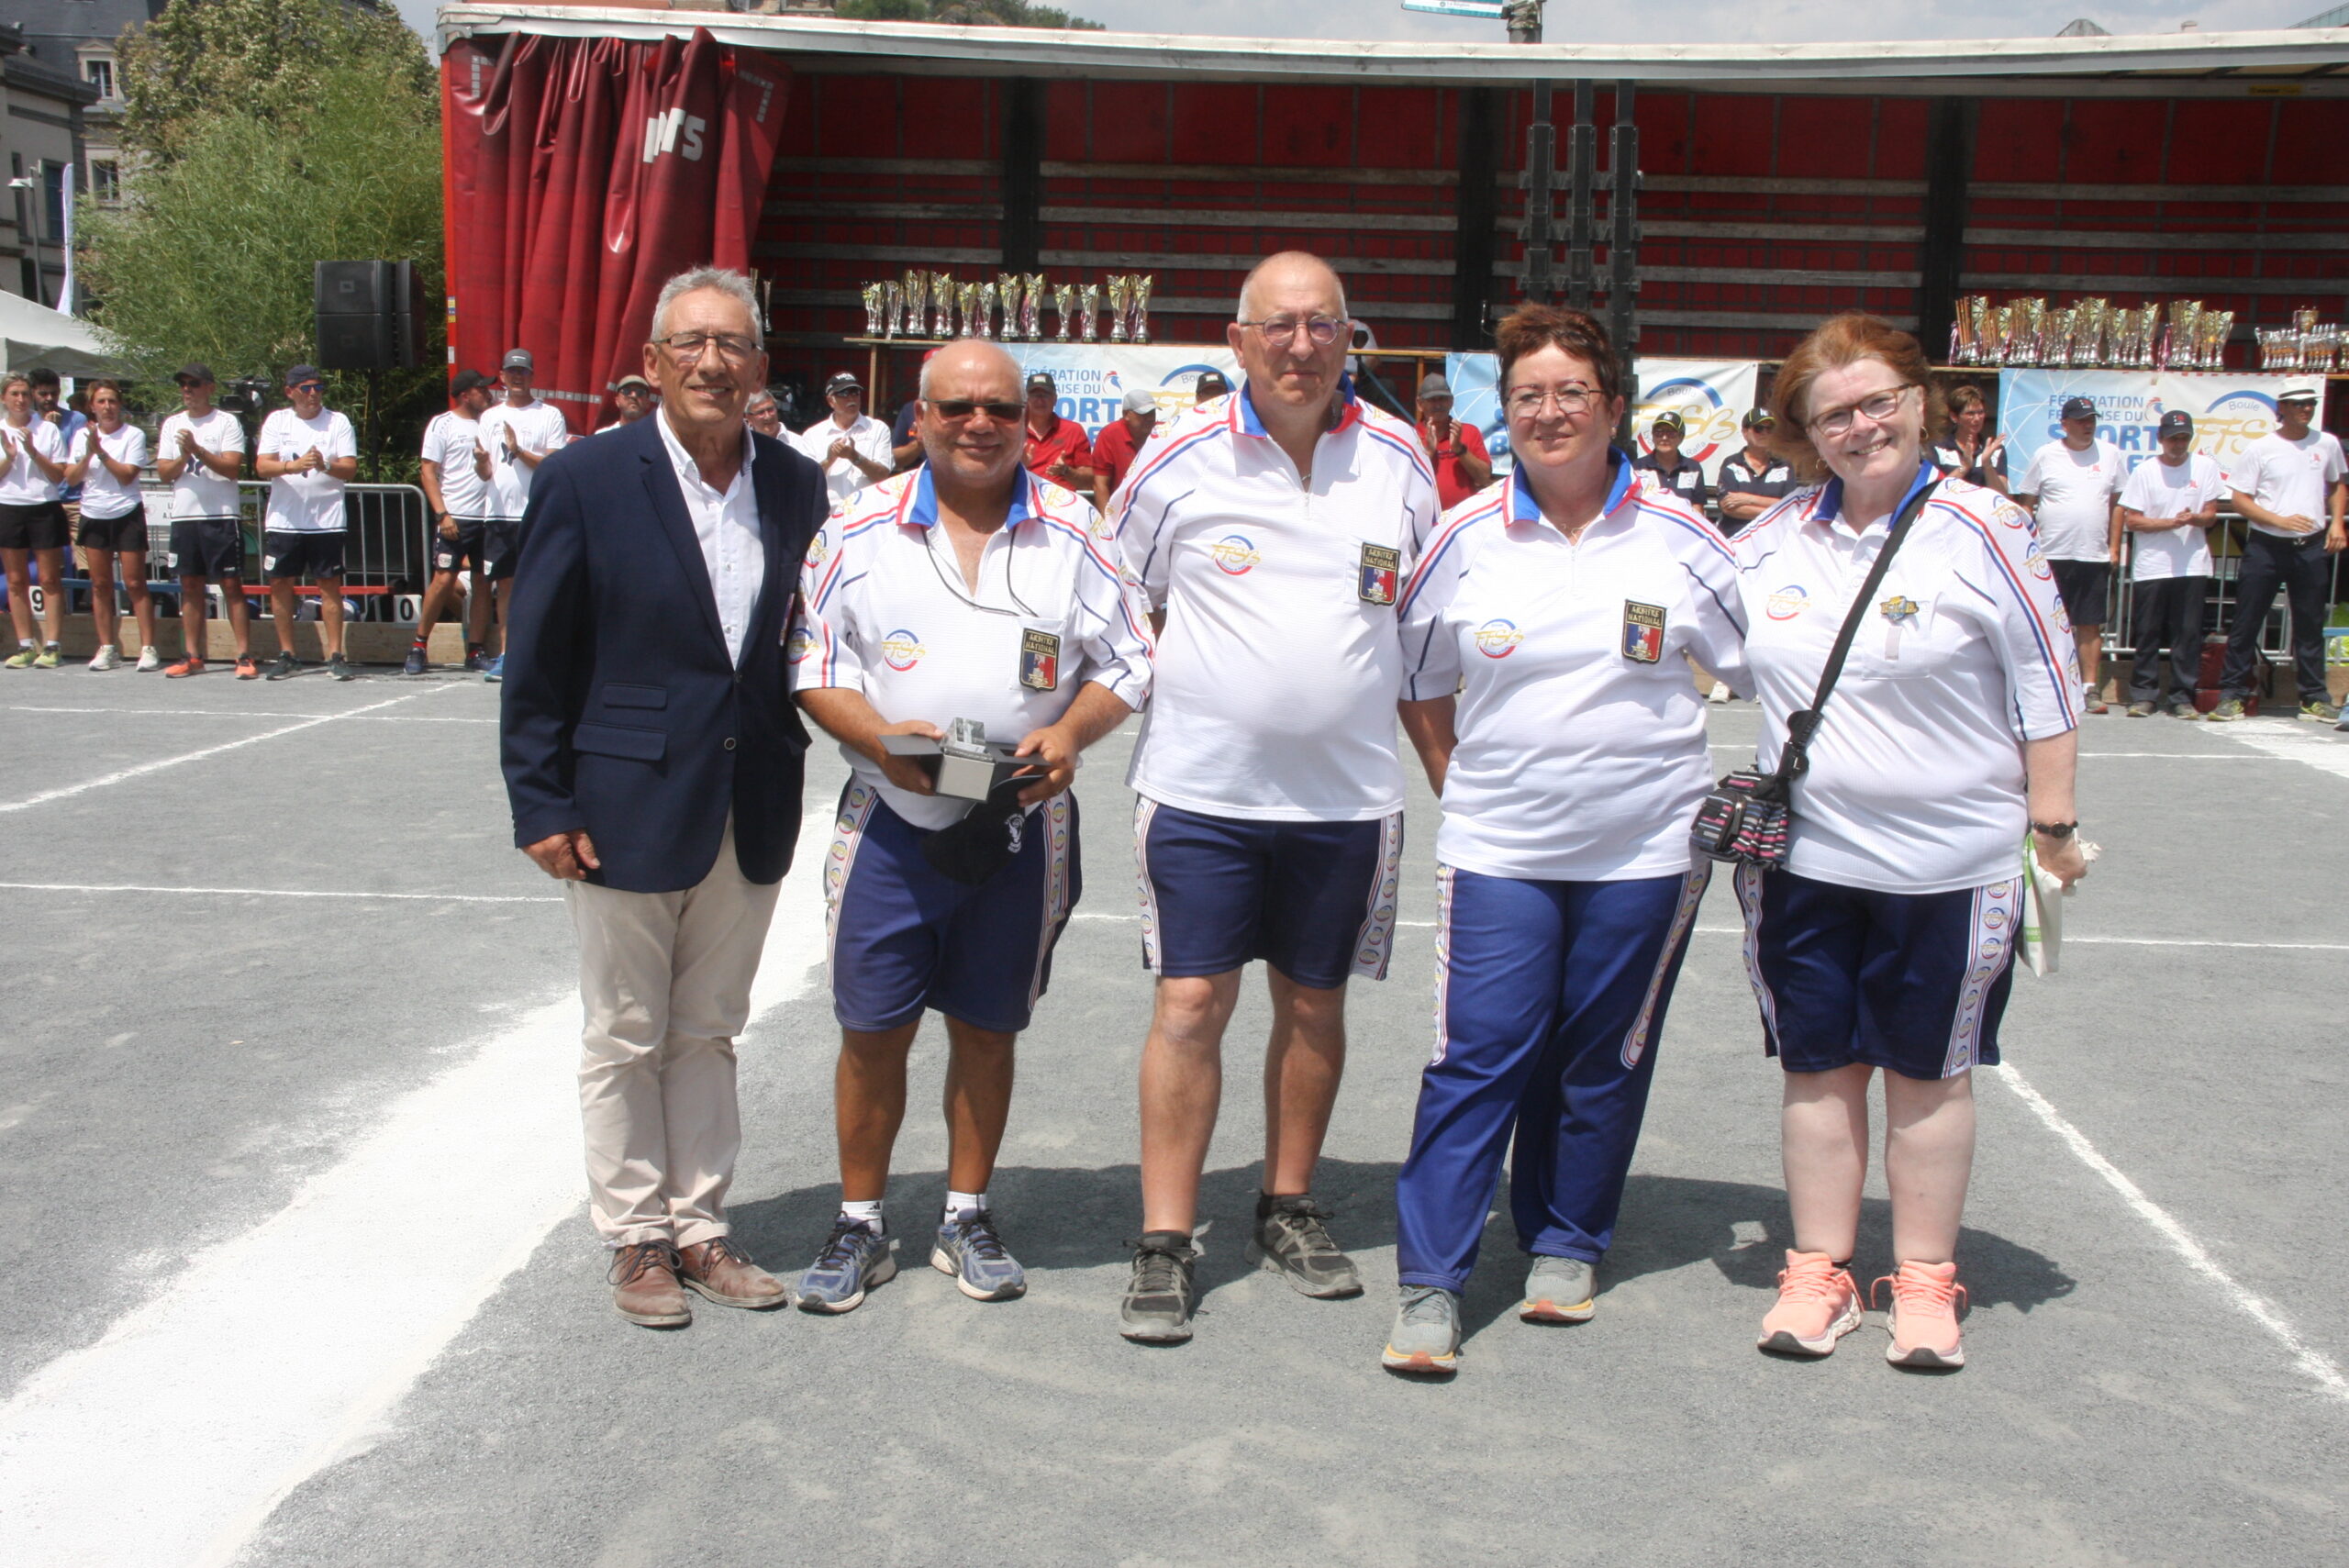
{"left": 930, "top": 399, "right": 1024, "bottom": 422}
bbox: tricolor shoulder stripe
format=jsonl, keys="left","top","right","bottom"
{"left": 1120, "top": 414, "right": 1232, "bottom": 504}
{"left": 1935, "top": 495, "right": 2079, "bottom": 724}
{"left": 1397, "top": 490, "right": 1508, "bottom": 617}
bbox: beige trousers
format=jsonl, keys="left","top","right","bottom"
{"left": 565, "top": 817, "right": 781, "bottom": 1249}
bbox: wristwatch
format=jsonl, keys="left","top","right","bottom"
{"left": 2030, "top": 820, "right": 2078, "bottom": 840}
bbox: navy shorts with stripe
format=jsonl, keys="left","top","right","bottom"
{"left": 825, "top": 781, "right": 1080, "bottom": 1035}
{"left": 1134, "top": 799, "right": 1404, "bottom": 990}
{"left": 1736, "top": 864, "right": 2021, "bottom": 1081}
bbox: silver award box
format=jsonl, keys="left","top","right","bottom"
{"left": 1023, "top": 273, "right": 1047, "bottom": 341}
{"left": 1130, "top": 274, "right": 1153, "bottom": 344}
{"left": 1107, "top": 276, "right": 1131, "bottom": 343}
{"left": 862, "top": 283, "right": 885, "bottom": 340}
{"left": 1079, "top": 282, "right": 1101, "bottom": 343}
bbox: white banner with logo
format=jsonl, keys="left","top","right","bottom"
{"left": 1997, "top": 370, "right": 2300, "bottom": 477}
{"left": 1443, "top": 354, "right": 1759, "bottom": 480}
{"left": 1006, "top": 344, "right": 1241, "bottom": 439}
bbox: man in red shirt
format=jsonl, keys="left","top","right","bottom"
{"left": 1022, "top": 372, "right": 1093, "bottom": 492}
{"left": 1416, "top": 373, "right": 1492, "bottom": 511}
{"left": 1089, "top": 387, "right": 1159, "bottom": 509}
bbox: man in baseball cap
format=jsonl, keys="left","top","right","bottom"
{"left": 792, "top": 371, "right": 891, "bottom": 507}
{"left": 473, "top": 347, "right": 570, "bottom": 680}
{"left": 1090, "top": 385, "right": 1160, "bottom": 509}
{"left": 1021, "top": 370, "right": 1092, "bottom": 491}
{"left": 2210, "top": 384, "right": 2348, "bottom": 723}
{"left": 597, "top": 373, "right": 654, "bottom": 434}
{"left": 1631, "top": 407, "right": 1707, "bottom": 510}
{"left": 1718, "top": 406, "right": 1795, "bottom": 535}
{"left": 2117, "top": 408, "right": 2228, "bottom": 717}
{"left": 1416, "top": 371, "right": 1491, "bottom": 510}
{"left": 2016, "top": 394, "right": 2124, "bottom": 712}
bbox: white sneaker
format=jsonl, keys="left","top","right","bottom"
{"left": 1708, "top": 681, "right": 1731, "bottom": 704}
{"left": 135, "top": 647, "right": 163, "bottom": 673}
{"left": 88, "top": 645, "right": 120, "bottom": 672}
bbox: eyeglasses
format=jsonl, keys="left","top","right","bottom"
{"left": 652, "top": 331, "right": 762, "bottom": 364}
{"left": 1505, "top": 384, "right": 1600, "bottom": 418}
{"left": 1237, "top": 316, "right": 1348, "bottom": 347}
{"left": 930, "top": 399, "right": 1024, "bottom": 422}
{"left": 1808, "top": 384, "right": 1916, "bottom": 438}
{"left": 289, "top": 382, "right": 324, "bottom": 394}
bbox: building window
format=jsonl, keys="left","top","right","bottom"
{"left": 87, "top": 59, "right": 116, "bottom": 100}
{"left": 89, "top": 160, "right": 121, "bottom": 204}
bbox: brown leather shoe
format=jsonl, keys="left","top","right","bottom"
{"left": 678, "top": 1236, "right": 788, "bottom": 1310}
{"left": 608, "top": 1240, "right": 691, "bottom": 1328}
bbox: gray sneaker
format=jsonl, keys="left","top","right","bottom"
{"left": 327, "top": 652, "right": 355, "bottom": 682}
{"left": 930, "top": 1211, "right": 1026, "bottom": 1302}
{"left": 1119, "top": 1230, "right": 1199, "bottom": 1344}
{"left": 1520, "top": 1255, "right": 1598, "bottom": 1323}
{"left": 2206, "top": 697, "right": 2245, "bottom": 723}
{"left": 796, "top": 1218, "right": 896, "bottom": 1314}
{"left": 262, "top": 651, "right": 300, "bottom": 681}
{"left": 1380, "top": 1286, "right": 1462, "bottom": 1374}
{"left": 2300, "top": 699, "right": 2340, "bottom": 723}
{"left": 1248, "top": 1194, "right": 1363, "bottom": 1298}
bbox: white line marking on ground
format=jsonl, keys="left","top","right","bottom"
{"left": 2076, "top": 751, "right": 2266, "bottom": 760}
{"left": 1992, "top": 1061, "right": 2349, "bottom": 1404}
{"left": 2214, "top": 717, "right": 2349, "bottom": 780}
{"left": 3, "top": 704, "right": 495, "bottom": 725}
{"left": 0, "top": 882, "right": 561, "bottom": 905}
{"left": 0, "top": 807, "right": 835, "bottom": 1568}
{"left": 0, "top": 686, "right": 453, "bottom": 815}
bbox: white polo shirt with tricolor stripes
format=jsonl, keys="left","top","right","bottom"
{"left": 1401, "top": 453, "right": 1749, "bottom": 883}
{"left": 1109, "top": 380, "right": 1441, "bottom": 823}
{"left": 1732, "top": 466, "right": 2080, "bottom": 895}
{"left": 789, "top": 465, "right": 1155, "bottom": 832}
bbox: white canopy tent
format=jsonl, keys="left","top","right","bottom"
{"left": 0, "top": 292, "right": 123, "bottom": 377}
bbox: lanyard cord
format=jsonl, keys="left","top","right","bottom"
{"left": 923, "top": 517, "right": 1041, "bottom": 619}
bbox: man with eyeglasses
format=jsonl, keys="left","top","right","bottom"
{"left": 501, "top": 266, "right": 829, "bottom": 1329}
{"left": 254, "top": 365, "right": 361, "bottom": 680}
{"left": 474, "top": 349, "right": 571, "bottom": 682}
{"left": 744, "top": 389, "right": 785, "bottom": 439}
{"left": 785, "top": 338, "right": 1152, "bottom": 1315}
{"left": 794, "top": 372, "right": 893, "bottom": 509}
{"left": 1714, "top": 407, "right": 1796, "bottom": 537}
{"left": 2209, "top": 385, "right": 2347, "bottom": 723}
{"left": 2016, "top": 395, "right": 2124, "bottom": 714}
{"left": 1109, "top": 250, "right": 1440, "bottom": 1345}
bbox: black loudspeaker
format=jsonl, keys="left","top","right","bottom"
{"left": 315, "top": 260, "right": 423, "bottom": 372}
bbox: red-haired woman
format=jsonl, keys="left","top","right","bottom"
{"left": 1733, "top": 314, "right": 2085, "bottom": 1370}
{"left": 1382, "top": 304, "right": 1747, "bottom": 1374}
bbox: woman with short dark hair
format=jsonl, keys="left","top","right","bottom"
{"left": 1932, "top": 384, "right": 2009, "bottom": 495}
{"left": 1380, "top": 303, "right": 1746, "bottom": 1374}
{"left": 1734, "top": 313, "right": 2085, "bottom": 1371}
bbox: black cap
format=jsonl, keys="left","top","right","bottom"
{"left": 284, "top": 363, "right": 323, "bottom": 387}
{"left": 2060, "top": 395, "right": 2097, "bottom": 420}
{"left": 1742, "top": 406, "right": 1776, "bottom": 429}
{"left": 825, "top": 372, "right": 863, "bottom": 395}
{"left": 1026, "top": 372, "right": 1056, "bottom": 395}
{"left": 1651, "top": 410, "right": 1684, "bottom": 434}
{"left": 450, "top": 369, "right": 492, "bottom": 396}
{"left": 173, "top": 363, "right": 216, "bottom": 387}
{"left": 2157, "top": 410, "right": 2194, "bottom": 438}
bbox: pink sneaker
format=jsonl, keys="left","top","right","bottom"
{"left": 1757, "top": 1250, "right": 1863, "bottom": 1357}
{"left": 1874, "top": 1260, "right": 1968, "bottom": 1369}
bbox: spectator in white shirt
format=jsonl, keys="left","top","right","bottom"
{"left": 596, "top": 373, "right": 654, "bottom": 434}
{"left": 2118, "top": 410, "right": 2226, "bottom": 717}
{"left": 409, "top": 369, "right": 497, "bottom": 674}
{"left": 2016, "top": 396, "right": 2123, "bottom": 713}
{"left": 2208, "top": 386, "right": 2348, "bottom": 724}
{"left": 155, "top": 364, "right": 255, "bottom": 678}
{"left": 473, "top": 348, "right": 571, "bottom": 681}
{"left": 0, "top": 371, "right": 70, "bottom": 668}
{"left": 744, "top": 388, "right": 785, "bottom": 439}
{"left": 63, "top": 380, "right": 159, "bottom": 671}
{"left": 793, "top": 372, "right": 894, "bottom": 508}
{"left": 254, "top": 364, "right": 361, "bottom": 680}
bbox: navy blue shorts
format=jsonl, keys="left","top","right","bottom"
{"left": 431, "top": 517, "right": 489, "bottom": 575}
{"left": 825, "top": 780, "right": 1080, "bottom": 1035}
{"left": 1133, "top": 799, "right": 1405, "bottom": 989}
{"left": 263, "top": 530, "right": 344, "bottom": 581}
{"left": 1735, "top": 863, "right": 2021, "bottom": 1081}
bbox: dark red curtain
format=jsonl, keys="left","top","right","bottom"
{"left": 441, "top": 30, "right": 790, "bottom": 435}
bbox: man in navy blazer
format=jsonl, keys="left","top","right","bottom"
{"left": 501, "top": 266, "right": 828, "bottom": 1329}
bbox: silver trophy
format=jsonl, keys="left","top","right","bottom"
{"left": 956, "top": 282, "right": 981, "bottom": 339}
{"left": 979, "top": 282, "right": 1001, "bottom": 339}
{"left": 861, "top": 284, "right": 885, "bottom": 340}
{"left": 901, "top": 269, "right": 926, "bottom": 338}
{"left": 930, "top": 272, "right": 956, "bottom": 339}
{"left": 996, "top": 273, "right": 1020, "bottom": 339}
{"left": 1129, "top": 274, "right": 1153, "bottom": 344}
{"left": 1078, "top": 283, "right": 1101, "bottom": 343}
{"left": 885, "top": 283, "right": 907, "bottom": 339}
{"left": 1022, "top": 273, "right": 1046, "bottom": 341}
{"left": 1053, "top": 284, "right": 1076, "bottom": 342}
{"left": 1107, "top": 276, "right": 1132, "bottom": 343}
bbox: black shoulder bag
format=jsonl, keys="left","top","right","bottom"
{"left": 1690, "top": 482, "right": 1936, "bottom": 868}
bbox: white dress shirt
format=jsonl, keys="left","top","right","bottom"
{"left": 654, "top": 408, "right": 764, "bottom": 668}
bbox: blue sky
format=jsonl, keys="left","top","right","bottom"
{"left": 395, "top": 0, "right": 2322, "bottom": 51}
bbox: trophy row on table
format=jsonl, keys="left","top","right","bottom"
{"left": 1950, "top": 296, "right": 2238, "bottom": 372}
{"left": 859, "top": 272, "right": 1155, "bottom": 344}
{"left": 2254, "top": 308, "right": 2343, "bottom": 373}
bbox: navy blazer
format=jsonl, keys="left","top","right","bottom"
{"left": 499, "top": 414, "right": 829, "bottom": 894}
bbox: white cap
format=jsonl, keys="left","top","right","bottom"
{"left": 1122, "top": 388, "right": 1157, "bottom": 414}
